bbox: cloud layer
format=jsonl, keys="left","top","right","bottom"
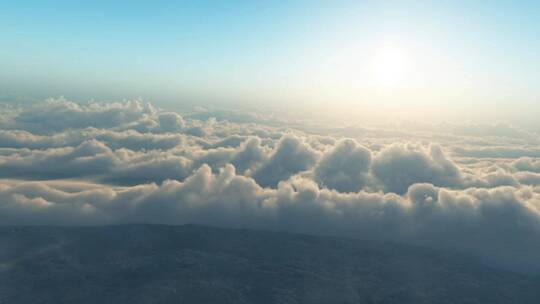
{"left": 2, "top": 98, "right": 540, "bottom": 272}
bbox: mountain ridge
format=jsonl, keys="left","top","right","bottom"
{"left": 1, "top": 224, "right": 538, "bottom": 303}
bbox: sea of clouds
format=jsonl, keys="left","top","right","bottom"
{"left": 1, "top": 97, "right": 540, "bottom": 272}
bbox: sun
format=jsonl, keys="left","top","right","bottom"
{"left": 372, "top": 46, "right": 410, "bottom": 87}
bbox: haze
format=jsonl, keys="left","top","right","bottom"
{"left": 2, "top": 1, "right": 540, "bottom": 126}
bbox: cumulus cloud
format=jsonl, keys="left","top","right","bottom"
{"left": 372, "top": 144, "right": 463, "bottom": 194}
{"left": 155, "top": 112, "right": 186, "bottom": 132}
{"left": 314, "top": 139, "right": 372, "bottom": 192}
{"left": 0, "top": 128, "right": 186, "bottom": 151}
{"left": 0, "top": 140, "right": 116, "bottom": 179}
{"left": 2, "top": 98, "right": 540, "bottom": 272}
{"left": 513, "top": 157, "right": 540, "bottom": 173}
{"left": 6, "top": 98, "right": 155, "bottom": 134}
{"left": 250, "top": 135, "right": 320, "bottom": 188}
{"left": 1, "top": 168, "right": 540, "bottom": 272}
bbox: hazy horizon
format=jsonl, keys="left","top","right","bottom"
{"left": 2, "top": 1, "right": 540, "bottom": 126}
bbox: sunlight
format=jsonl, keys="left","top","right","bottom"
{"left": 372, "top": 46, "right": 410, "bottom": 87}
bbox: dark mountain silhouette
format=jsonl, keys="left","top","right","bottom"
{"left": 1, "top": 224, "right": 538, "bottom": 303}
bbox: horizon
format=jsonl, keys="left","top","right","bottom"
{"left": 2, "top": 1, "right": 540, "bottom": 126}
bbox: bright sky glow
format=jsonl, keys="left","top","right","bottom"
{"left": 1, "top": 1, "right": 540, "bottom": 125}
{"left": 372, "top": 46, "right": 411, "bottom": 88}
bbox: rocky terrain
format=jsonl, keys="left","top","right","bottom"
{"left": 0, "top": 224, "right": 539, "bottom": 303}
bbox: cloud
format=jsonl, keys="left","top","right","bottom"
{"left": 2, "top": 98, "right": 540, "bottom": 272}
{"left": 0, "top": 140, "right": 116, "bottom": 179}
{"left": 515, "top": 171, "right": 540, "bottom": 186}
{"left": 513, "top": 157, "right": 540, "bottom": 173}
{"left": 250, "top": 135, "right": 320, "bottom": 188}
{"left": 313, "top": 139, "right": 372, "bottom": 192}
{"left": 103, "top": 154, "right": 193, "bottom": 185}
{"left": 155, "top": 112, "right": 186, "bottom": 132}
{"left": 372, "top": 144, "right": 462, "bottom": 194}
{"left": 0, "top": 128, "right": 186, "bottom": 151}
{"left": 1, "top": 168, "right": 540, "bottom": 272}
{"left": 453, "top": 146, "right": 540, "bottom": 159}
{"left": 6, "top": 98, "right": 155, "bottom": 134}
{"left": 443, "top": 122, "right": 537, "bottom": 140}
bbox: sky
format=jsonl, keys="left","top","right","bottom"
{"left": 1, "top": 1, "right": 540, "bottom": 125}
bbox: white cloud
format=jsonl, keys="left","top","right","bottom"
{"left": 6, "top": 98, "right": 155, "bottom": 134}
{"left": 2, "top": 98, "right": 540, "bottom": 272}
{"left": 250, "top": 135, "right": 320, "bottom": 188}
{"left": 372, "top": 144, "right": 462, "bottom": 194}
{"left": 313, "top": 139, "right": 372, "bottom": 192}
{"left": 513, "top": 157, "right": 540, "bottom": 172}
{"left": 1, "top": 168, "right": 540, "bottom": 272}
{"left": 453, "top": 146, "right": 540, "bottom": 159}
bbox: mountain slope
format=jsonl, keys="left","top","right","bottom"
{"left": 0, "top": 224, "right": 538, "bottom": 303}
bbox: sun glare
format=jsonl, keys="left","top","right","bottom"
{"left": 372, "top": 46, "right": 410, "bottom": 87}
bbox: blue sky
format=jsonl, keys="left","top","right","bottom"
{"left": 1, "top": 1, "right": 539, "bottom": 122}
